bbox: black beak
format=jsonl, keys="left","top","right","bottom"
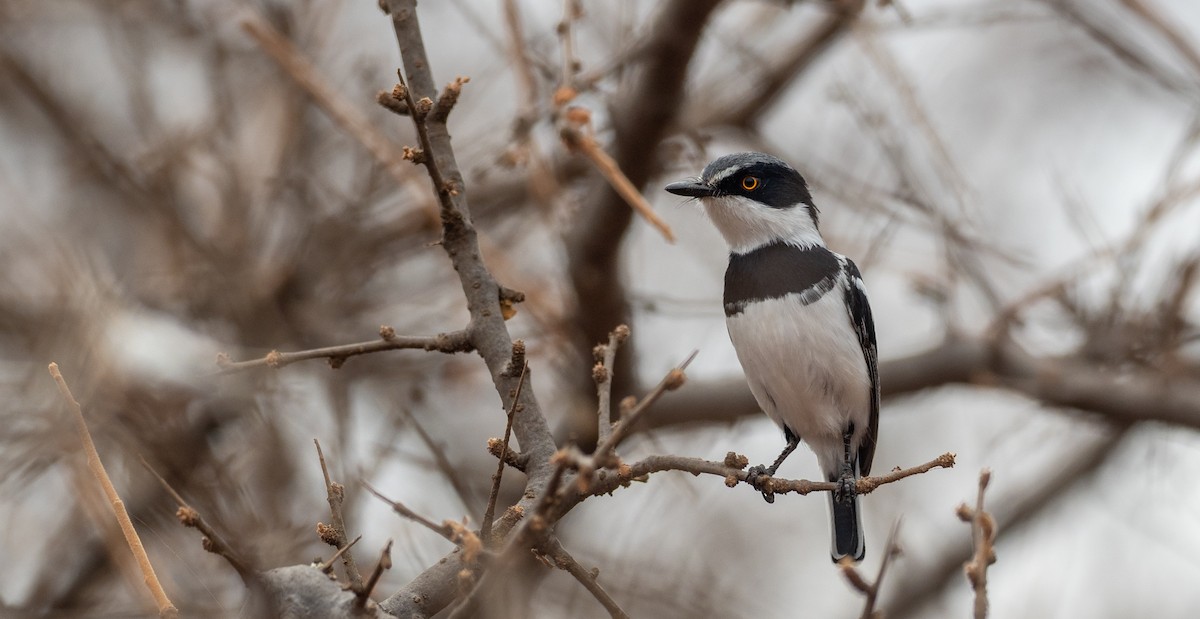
{"left": 664, "top": 179, "right": 716, "bottom": 198}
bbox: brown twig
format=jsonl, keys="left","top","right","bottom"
{"left": 363, "top": 480, "right": 456, "bottom": 542}
{"left": 560, "top": 124, "right": 675, "bottom": 242}
{"left": 558, "top": 0, "right": 582, "bottom": 91}
{"left": 581, "top": 451, "right": 956, "bottom": 499}
{"left": 539, "top": 535, "right": 629, "bottom": 619}
{"left": 314, "top": 439, "right": 363, "bottom": 590}
{"left": 957, "top": 469, "right": 997, "bottom": 619}
{"left": 593, "top": 325, "right": 631, "bottom": 445}
{"left": 47, "top": 364, "right": 179, "bottom": 618}
{"left": 591, "top": 350, "right": 697, "bottom": 466}
{"left": 481, "top": 360, "right": 528, "bottom": 543}
{"left": 446, "top": 461, "right": 569, "bottom": 619}
{"left": 400, "top": 408, "right": 476, "bottom": 511}
{"left": 216, "top": 327, "right": 473, "bottom": 372}
{"left": 140, "top": 457, "right": 257, "bottom": 585}
{"left": 240, "top": 13, "right": 422, "bottom": 195}
{"left": 840, "top": 521, "right": 902, "bottom": 619}
{"left": 355, "top": 539, "right": 393, "bottom": 607}
{"left": 318, "top": 535, "right": 361, "bottom": 574}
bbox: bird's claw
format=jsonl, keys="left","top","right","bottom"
{"left": 746, "top": 464, "right": 775, "bottom": 504}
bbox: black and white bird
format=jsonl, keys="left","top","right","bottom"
{"left": 665, "top": 152, "right": 879, "bottom": 562}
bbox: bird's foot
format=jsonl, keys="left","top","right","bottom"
{"left": 746, "top": 464, "right": 776, "bottom": 504}
{"left": 835, "top": 467, "right": 856, "bottom": 506}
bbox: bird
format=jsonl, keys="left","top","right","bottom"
{"left": 664, "top": 152, "right": 879, "bottom": 562}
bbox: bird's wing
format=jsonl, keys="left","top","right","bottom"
{"left": 844, "top": 259, "right": 879, "bottom": 476}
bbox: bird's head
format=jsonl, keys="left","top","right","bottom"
{"left": 665, "top": 152, "right": 822, "bottom": 253}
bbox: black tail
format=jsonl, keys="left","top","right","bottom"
{"left": 829, "top": 485, "right": 865, "bottom": 562}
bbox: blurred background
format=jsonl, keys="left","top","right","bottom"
{"left": 2, "top": 0, "right": 1200, "bottom": 617}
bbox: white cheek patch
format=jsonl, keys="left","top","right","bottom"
{"left": 702, "top": 195, "right": 823, "bottom": 254}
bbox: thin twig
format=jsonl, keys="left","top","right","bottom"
{"left": 593, "top": 325, "right": 631, "bottom": 445}
{"left": 140, "top": 457, "right": 257, "bottom": 585}
{"left": 363, "top": 480, "right": 456, "bottom": 542}
{"left": 446, "top": 461, "right": 569, "bottom": 619}
{"left": 355, "top": 539, "right": 393, "bottom": 607}
{"left": 840, "top": 520, "right": 902, "bottom": 619}
{"left": 400, "top": 408, "right": 476, "bottom": 511}
{"left": 216, "top": 327, "right": 473, "bottom": 372}
{"left": 314, "top": 439, "right": 363, "bottom": 590}
{"left": 363, "top": 480, "right": 489, "bottom": 569}
{"left": 48, "top": 364, "right": 179, "bottom": 618}
{"left": 561, "top": 125, "right": 675, "bottom": 242}
{"left": 540, "top": 535, "right": 629, "bottom": 619}
{"left": 240, "top": 13, "right": 422, "bottom": 196}
{"left": 958, "top": 469, "right": 997, "bottom": 619}
{"left": 318, "top": 535, "right": 362, "bottom": 574}
{"left": 481, "top": 360, "right": 528, "bottom": 543}
{"left": 592, "top": 350, "right": 697, "bottom": 465}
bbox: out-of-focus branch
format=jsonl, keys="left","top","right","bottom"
{"left": 1118, "top": 0, "right": 1200, "bottom": 78}
{"left": 564, "top": 0, "right": 725, "bottom": 425}
{"left": 561, "top": 123, "right": 676, "bottom": 242}
{"left": 840, "top": 522, "right": 902, "bottom": 619}
{"left": 49, "top": 364, "right": 179, "bottom": 619}
{"left": 240, "top": 13, "right": 424, "bottom": 197}
{"left": 698, "top": 0, "right": 865, "bottom": 128}
{"left": 646, "top": 336, "right": 1200, "bottom": 432}
{"left": 217, "top": 327, "right": 473, "bottom": 372}
{"left": 140, "top": 458, "right": 258, "bottom": 586}
{"left": 887, "top": 427, "right": 1127, "bottom": 618}
{"left": 538, "top": 535, "right": 630, "bottom": 619}
{"left": 957, "top": 470, "right": 997, "bottom": 619}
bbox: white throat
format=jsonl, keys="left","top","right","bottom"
{"left": 702, "top": 195, "right": 825, "bottom": 254}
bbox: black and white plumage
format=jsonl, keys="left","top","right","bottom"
{"left": 665, "top": 152, "right": 880, "bottom": 562}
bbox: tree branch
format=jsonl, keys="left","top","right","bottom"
{"left": 49, "top": 364, "right": 179, "bottom": 618}
{"left": 217, "top": 327, "right": 473, "bottom": 372}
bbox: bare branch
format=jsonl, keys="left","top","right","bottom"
{"left": 355, "top": 539, "right": 393, "bottom": 608}
{"left": 957, "top": 470, "right": 997, "bottom": 619}
{"left": 561, "top": 123, "right": 676, "bottom": 242}
{"left": 217, "top": 327, "right": 473, "bottom": 372}
{"left": 591, "top": 350, "right": 697, "bottom": 466}
{"left": 48, "top": 364, "right": 179, "bottom": 618}
{"left": 840, "top": 521, "right": 902, "bottom": 619}
{"left": 593, "top": 325, "right": 632, "bottom": 445}
{"left": 140, "top": 457, "right": 257, "bottom": 587}
{"left": 539, "top": 535, "right": 630, "bottom": 619}
{"left": 314, "top": 440, "right": 363, "bottom": 590}
{"left": 400, "top": 408, "right": 476, "bottom": 512}
{"left": 580, "top": 451, "right": 955, "bottom": 499}
{"left": 240, "top": 13, "right": 423, "bottom": 195}
{"left": 481, "top": 360, "right": 528, "bottom": 543}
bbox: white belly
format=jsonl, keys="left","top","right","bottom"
{"left": 725, "top": 289, "right": 871, "bottom": 477}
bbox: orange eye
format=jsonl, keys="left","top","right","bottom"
{"left": 741, "top": 176, "right": 760, "bottom": 191}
